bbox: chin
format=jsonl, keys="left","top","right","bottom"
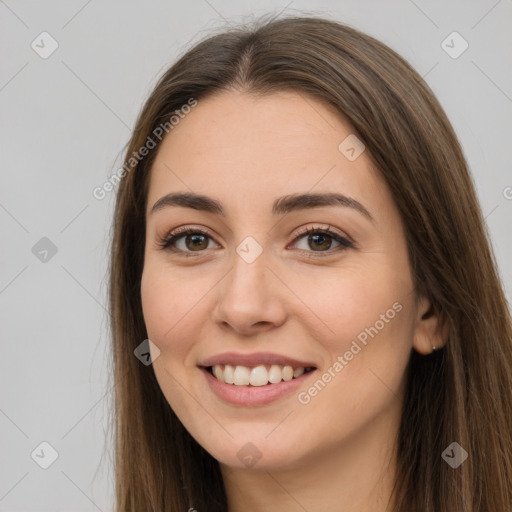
{"left": 194, "top": 433, "right": 308, "bottom": 473}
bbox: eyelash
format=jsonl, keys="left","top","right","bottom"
{"left": 156, "top": 225, "right": 354, "bottom": 258}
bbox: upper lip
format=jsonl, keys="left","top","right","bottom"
{"left": 198, "top": 352, "right": 317, "bottom": 369}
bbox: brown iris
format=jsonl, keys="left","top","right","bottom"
{"left": 185, "top": 234, "right": 209, "bottom": 251}
{"left": 308, "top": 233, "right": 332, "bottom": 251}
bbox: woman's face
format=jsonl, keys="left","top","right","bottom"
{"left": 141, "top": 89, "right": 430, "bottom": 471}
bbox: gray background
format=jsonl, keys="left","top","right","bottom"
{"left": 1, "top": 0, "right": 511, "bottom": 510}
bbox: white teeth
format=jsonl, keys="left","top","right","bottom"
{"left": 249, "top": 365, "right": 268, "bottom": 386}
{"left": 233, "top": 365, "right": 250, "bottom": 385}
{"left": 224, "top": 364, "right": 234, "bottom": 384}
{"left": 213, "top": 365, "right": 223, "bottom": 380}
{"left": 293, "top": 367, "right": 305, "bottom": 378}
{"left": 282, "top": 365, "right": 294, "bottom": 381}
{"left": 268, "top": 364, "right": 283, "bottom": 383}
{"left": 210, "top": 364, "right": 310, "bottom": 386}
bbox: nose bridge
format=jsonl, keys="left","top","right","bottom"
{"left": 212, "top": 235, "right": 286, "bottom": 332}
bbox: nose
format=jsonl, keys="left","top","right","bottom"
{"left": 211, "top": 244, "right": 287, "bottom": 336}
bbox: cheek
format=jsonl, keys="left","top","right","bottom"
{"left": 141, "top": 262, "right": 189, "bottom": 352}
{"left": 292, "top": 273, "right": 413, "bottom": 446}
{"left": 140, "top": 261, "right": 219, "bottom": 359}
{"left": 287, "top": 261, "right": 415, "bottom": 411}
{"left": 140, "top": 263, "right": 203, "bottom": 414}
{"left": 286, "top": 261, "right": 410, "bottom": 350}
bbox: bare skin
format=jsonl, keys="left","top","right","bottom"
{"left": 140, "top": 89, "right": 445, "bottom": 512}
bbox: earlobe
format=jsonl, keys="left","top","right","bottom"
{"left": 412, "top": 297, "right": 448, "bottom": 355}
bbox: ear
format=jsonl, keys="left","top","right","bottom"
{"left": 413, "top": 295, "right": 448, "bottom": 355}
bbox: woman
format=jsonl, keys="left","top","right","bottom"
{"left": 108, "top": 15, "right": 512, "bottom": 511}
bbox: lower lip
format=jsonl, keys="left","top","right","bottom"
{"left": 199, "top": 367, "right": 317, "bottom": 407}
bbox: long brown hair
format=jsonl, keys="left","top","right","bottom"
{"left": 107, "top": 14, "right": 512, "bottom": 511}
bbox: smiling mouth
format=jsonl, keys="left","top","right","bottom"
{"left": 205, "top": 364, "right": 316, "bottom": 386}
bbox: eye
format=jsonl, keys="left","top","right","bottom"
{"left": 157, "top": 224, "right": 354, "bottom": 257}
{"left": 157, "top": 227, "right": 219, "bottom": 254}
{"left": 290, "top": 225, "right": 353, "bottom": 255}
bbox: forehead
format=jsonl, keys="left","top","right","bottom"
{"left": 156, "top": 89, "right": 352, "bottom": 160}
{"left": 146, "top": 89, "right": 388, "bottom": 216}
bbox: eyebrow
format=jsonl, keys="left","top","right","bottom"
{"left": 149, "top": 191, "right": 374, "bottom": 222}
